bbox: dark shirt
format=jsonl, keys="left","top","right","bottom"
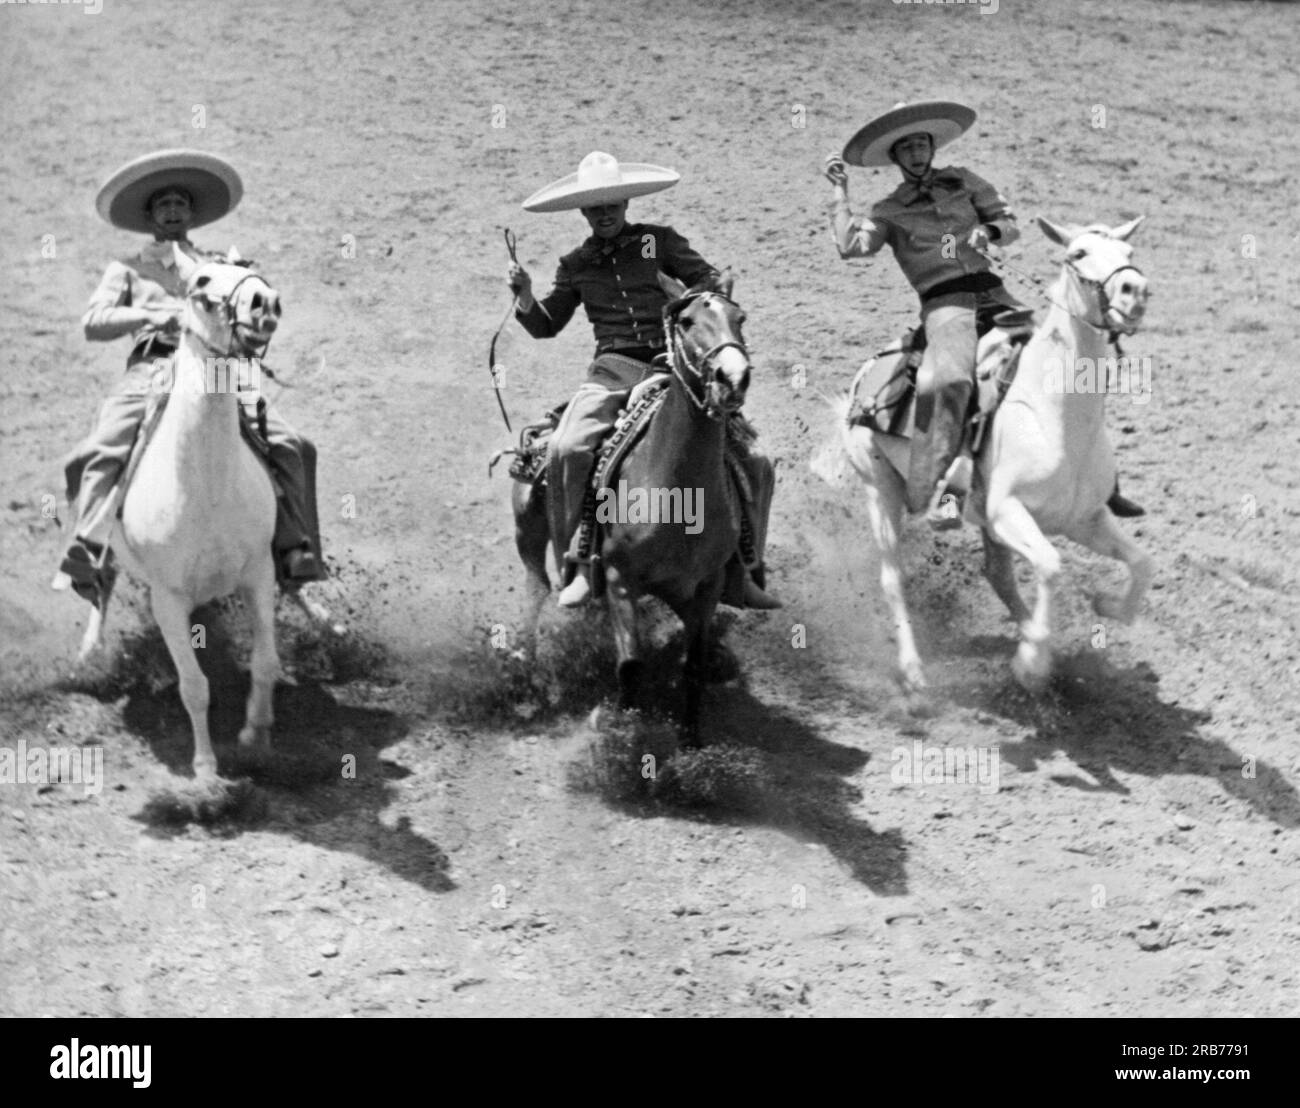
{"left": 516, "top": 222, "right": 717, "bottom": 355}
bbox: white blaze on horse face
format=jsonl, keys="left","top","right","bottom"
{"left": 713, "top": 345, "right": 751, "bottom": 410}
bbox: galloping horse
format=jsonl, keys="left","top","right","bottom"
{"left": 513, "top": 272, "right": 755, "bottom": 741}
{"left": 824, "top": 215, "right": 1152, "bottom": 692}
{"left": 79, "top": 261, "right": 284, "bottom": 777}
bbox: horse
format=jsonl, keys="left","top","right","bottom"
{"left": 511, "top": 272, "right": 757, "bottom": 742}
{"left": 820, "top": 215, "right": 1152, "bottom": 693}
{"left": 77, "top": 261, "right": 286, "bottom": 778}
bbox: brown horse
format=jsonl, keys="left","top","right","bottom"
{"left": 511, "top": 272, "right": 755, "bottom": 743}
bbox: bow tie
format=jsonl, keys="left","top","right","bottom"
{"left": 901, "top": 171, "right": 964, "bottom": 206}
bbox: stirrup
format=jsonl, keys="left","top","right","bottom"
{"left": 926, "top": 487, "right": 964, "bottom": 531}
{"left": 558, "top": 564, "right": 592, "bottom": 608}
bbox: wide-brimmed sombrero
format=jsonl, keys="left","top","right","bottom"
{"left": 842, "top": 101, "right": 976, "bottom": 168}
{"left": 95, "top": 149, "right": 243, "bottom": 234}
{"left": 522, "top": 151, "right": 679, "bottom": 213}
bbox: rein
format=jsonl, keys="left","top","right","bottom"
{"left": 978, "top": 246, "right": 1143, "bottom": 348}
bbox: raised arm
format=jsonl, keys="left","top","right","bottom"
{"left": 824, "top": 155, "right": 888, "bottom": 260}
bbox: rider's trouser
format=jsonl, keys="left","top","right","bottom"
{"left": 62, "top": 357, "right": 321, "bottom": 565}
{"left": 907, "top": 287, "right": 1021, "bottom": 512}
{"left": 547, "top": 380, "right": 632, "bottom": 576}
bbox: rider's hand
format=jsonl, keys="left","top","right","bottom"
{"left": 508, "top": 262, "right": 533, "bottom": 305}
{"left": 823, "top": 155, "right": 849, "bottom": 190}
{"left": 147, "top": 307, "right": 182, "bottom": 334}
{"left": 967, "top": 225, "right": 993, "bottom": 253}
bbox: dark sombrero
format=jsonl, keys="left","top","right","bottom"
{"left": 842, "top": 101, "right": 976, "bottom": 168}
{"left": 95, "top": 149, "right": 243, "bottom": 234}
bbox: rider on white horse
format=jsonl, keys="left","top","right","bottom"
{"left": 507, "top": 151, "right": 779, "bottom": 610}
{"left": 823, "top": 101, "right": 1144, "bottom": 528}
{"left": 54, "top": 149, "right": 324, "bottom": 605}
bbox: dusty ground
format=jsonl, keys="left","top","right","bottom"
{"left": 2, "top": 0, "right": 1298, "bottom": 1019}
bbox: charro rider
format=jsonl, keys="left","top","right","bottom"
{"left": 507, "top": 150, "right": 779, "bottom": 609}
{"left": 53, "top": 149, "right": 324, "bottom": 605}
{"left": 823, "top": 100, "right": 1144, "bottom": 527}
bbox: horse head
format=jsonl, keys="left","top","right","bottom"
{"left": 186, "top": 261, "right": 282, "bottom": 357}
{"left": 1037, "top": 216, "right": 1148, "bottom": 335}
{"left": 661, "top": 270, "right": 751, "bottom": 419}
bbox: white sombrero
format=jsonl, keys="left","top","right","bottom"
{"left": 95, "top": 149, "right": 243, "bottom": 234}
{"left": 842, "top": 101, "right": 977, "bottom": 168}
{"left": 522, "top": 151, "right": 680, "bottom": 213}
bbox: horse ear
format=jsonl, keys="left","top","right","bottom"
{"left": 715, "top": 268, "right": 735, "bottom": 299}
{"left": 657, "top": 271, "right": 688, "bottom": 300}
{"left": 1111, "top": 215, "right": 1145, "bottom": 242}
{"left": 1036, "top": 216, "right": 1074, "bottom": 246}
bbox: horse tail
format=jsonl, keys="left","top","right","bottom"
{"left": 809, "top": 390, "right": 859, "bottom": 488}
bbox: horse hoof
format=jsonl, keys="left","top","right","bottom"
{"left": 193, "top": 759, "right": 220, "bottom": 781}
{"left": 897, "top": 662, "right": 928, "bottom": 695}
{"left": 1011, "top": 652, "right": 1050, "bottom": 695}
{"left": 238, "top": 724, "right": 271, "bottom": 748}
{"left": 1091, "top": 593, "right": 1129, "bottom": 622}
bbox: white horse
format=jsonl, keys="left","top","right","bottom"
{"left": 823, "top": 215, "right": 1152, "bottom": 692}
{"left": 79, "top": 261, "right": 284, "bottom": 777}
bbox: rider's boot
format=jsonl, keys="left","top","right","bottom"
{"left": 742, "top": 570, "right": 782, "bottom": 610}
{"left": 1107, "top": 479, "right": 1145, "bottom": 518}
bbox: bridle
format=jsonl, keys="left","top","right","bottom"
{"left": 1064, "top": 254, "right": 1146, "bottom": 337}
{"left": 980, "top": 243, "right": 1145, "bottom": 345}
{"left": 185, "top": 268, "right": 278, "bottom": 360}
{"left": 662, "top": 291, "right": 750, "bottom": 421}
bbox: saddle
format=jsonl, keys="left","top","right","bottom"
{"left": 848, "top": 307, "right": 1035, "bottom": 456}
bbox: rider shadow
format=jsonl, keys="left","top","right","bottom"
{"left": 596, "top": 627, "right": 911, "bottom": 897}
{"left": 945, "top": 651, "right": 1300, "bottom": 829}
{"left": 114, "top": 603, "right": 455, "bottom": 895}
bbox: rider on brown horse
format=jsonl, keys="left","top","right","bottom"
{"left": 823, "top": 101, "right": 1144, "bottom": 527}
{"left": 508, "top": 151, "right": 779, "bottom": 610}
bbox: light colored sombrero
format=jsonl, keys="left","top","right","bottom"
{"left": 842, "top": 101, "right": 976, "bottom": 168}
{"left": 95, "top": 149, "right": 243, "bottom": 234}
{"left": 522, "top": 151, "right": 679, "bottom": 213}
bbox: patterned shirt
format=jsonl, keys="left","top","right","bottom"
{"left": 516, "top": 222, "right": 717, "bottom": 355}
{"left": 828, "top": 165, "right": 1020, "bottom": 297}
{"left": 82, "top": 239, "right": 212, "bottom": 344}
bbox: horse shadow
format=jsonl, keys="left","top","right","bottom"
{"left": 106, "top": 600, "right": 454, "bottom": 895}
{"left": 944, "top": 637, "right": 1300, "bottom": 829}
{"left": 578, "top": 619, "right": 911, "bottom": 897}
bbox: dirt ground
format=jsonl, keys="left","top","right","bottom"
{"left": 2, "top": 0, "right": 1298, "bottom": 1019}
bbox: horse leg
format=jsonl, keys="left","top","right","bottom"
{"left": 678, "top": 581, "right": 723, "bottom": 748}
{"left": 150, "top": 588, "right": 218, "bottom": 779}
{"left": 1068, "top": 509, "right": 1154, "bottom": 624}
{"left": 864, "top": 450, "right": 926, "bottom": 691}
{"left": 604, "top": 564, "right": 640, "bottom": 711}
{"left": 986, "top": 497, "right": 1060, "bottom": 692}
{"left": 980, "top": 527, "right": 1031, "bottom": 624}
{"left": 78, "top": 602, "right": 107, "bottom": 664}
{"left": 238, "top": 573, "right": 280, "bottom": 750}
{"left": 513, "top": 481, "right": 551, "bottom": 650}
